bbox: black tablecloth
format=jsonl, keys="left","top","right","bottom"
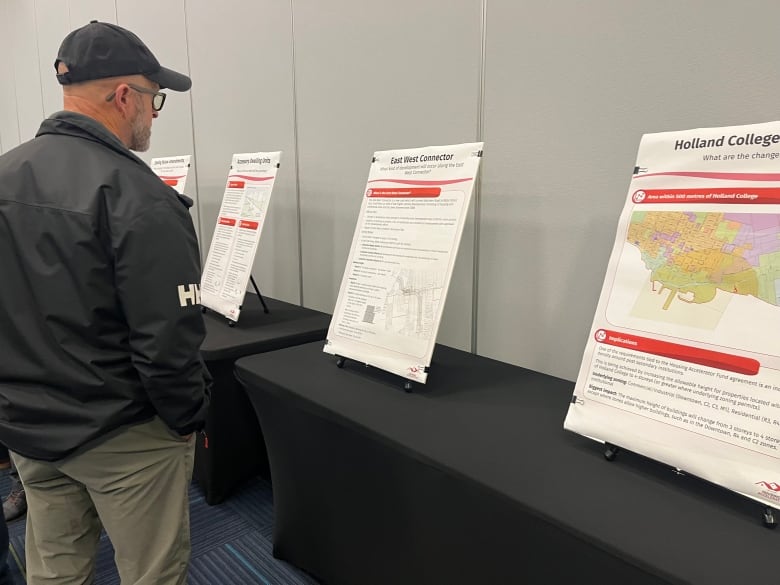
{"left": 195, "top": 295, "right": 330, "bottom": 504}
{"left": 235, "top": 341, "right": 780, "bottom": 585}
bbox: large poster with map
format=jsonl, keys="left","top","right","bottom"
{"left": 324, "top": 142, "right": 483, "bottom": 383}
{"left": 200, "top": 152, "right": 281, "bottom": 322}
{"left": 565, "top": 121, "right": 780, "bottom": 509}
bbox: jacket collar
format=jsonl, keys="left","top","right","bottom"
{"left": 35, "top": 111, "right": 193, "bottom": 209}
{"left": 36, "top": 111, "right": 150, "bottom": 170}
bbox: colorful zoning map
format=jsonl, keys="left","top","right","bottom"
{"left": 627, "top": 211, "right": 780, "bottom": 310}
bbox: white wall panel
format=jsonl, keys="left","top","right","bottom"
{"left": 187, "top": 0, "right": 300, "bottom": 303}
{"left": 66, "top": 0, "right": 116, "bottom": 28}
{"left": 479, "top": 1, "right": 780, "bottom": 380}
{"left": 9, "top": 0, "right": 779, "bottom": 379}
{"left": 34, "top": 0, "right": 70, "bottom": 118}
{"left": 117, "top": 0, "right": 201, "bottom": 243}
{"left": 8, "top": 0, "right": 44, "bottom": 143}
{"left": 293, "top": 0, "right": 482, "bottom": 349}
{"left": 0, "top": 0, "right": 21, "bottom": 153}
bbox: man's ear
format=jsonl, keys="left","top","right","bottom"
{"left": 111, "top": 84, "right": 134, "bottom": 115}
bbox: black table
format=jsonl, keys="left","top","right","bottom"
{"left": 196, "top": 295, "right": 330, "bottom": 504}
{"left": 235, "top": 341, "right": 780, "bottom": 585}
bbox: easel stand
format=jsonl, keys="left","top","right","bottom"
{"left": 202, "top": 274, "right": 270, "bottom": 326}
{"left": 248, "top": 275, "right": 270, "bottom": 314}
{"left": 335, "top": 355, "right": 424, "bottom": 393}
{"left": 602, "top": 442, "right": 778, "bottom": 529}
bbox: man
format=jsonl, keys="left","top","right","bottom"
{"left": 0, "top": 21, "right": 210, "bottom": 585}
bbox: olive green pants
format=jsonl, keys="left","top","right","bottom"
{"left": 12, "top": 417, "right": 195, "bottom": 585}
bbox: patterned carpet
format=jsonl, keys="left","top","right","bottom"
{"left": 2, "top": 471, "right": 319, "bottom": 585}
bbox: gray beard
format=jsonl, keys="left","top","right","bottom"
{"left": 128, "top": 106, "right": 151, "bottom": 152}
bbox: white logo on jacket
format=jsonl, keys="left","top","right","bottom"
{"left": 178, "top": 284, "right": 201, "bottom": 307}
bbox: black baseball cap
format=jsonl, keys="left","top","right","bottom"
{"left": 55, "top": 20, "right": 191, "bottom": 91}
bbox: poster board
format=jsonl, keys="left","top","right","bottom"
{"left": 201, "top": 152, "right": 281, "bottom": 321}
{"left": 150, "top": 155, "right": 191, "bottom": 195}
{"left": 324, "top": 142, "right": 483, "bottom": 383}
{"left": 565, "top": 121, "right": 780, "bottom": 508}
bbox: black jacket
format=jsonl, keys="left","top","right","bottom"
{"left": 0, "top": 111, "right": 210, "bottom": 461}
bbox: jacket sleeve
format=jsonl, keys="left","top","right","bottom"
{"left": 113, "top": 197, "right": 210, "bottom": 435}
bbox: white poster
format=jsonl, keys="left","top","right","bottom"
{"left": 150, "top": 155, "right": 191, "bottom": 195}
{"left": 201, "top": 152, "right": 281, "bottom": 322}
{"left": 324, "top": 142, "right": 483, "bottom": 383}
{"left": 565, "top": 121, "right": 780, "bottom": 508}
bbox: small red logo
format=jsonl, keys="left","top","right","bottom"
{"left": 756, "top": 481, "right": 780, "bottom": 491}
{"left": 595, "top": 329, "right": 607, "bottom": 342}
{"left": 632, "top": 190, "right": 646, "bottom": 203}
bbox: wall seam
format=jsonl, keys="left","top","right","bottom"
{"left": 471, "top": 0, "right": 488, "bottom": 354}
{"left": 182, "top": 0, "right": 205, "bottom": 264}
{"left": 290, "top": 0, "right": 304, "bottom": 306}
{"left": 32, "top": 0, "right": 46, "bottom": 120}
{"left": 10, "top": 2, "right": 22, "bottom": 145}
{"left": 0, "top": 1, "right": 7, "bottom": 151}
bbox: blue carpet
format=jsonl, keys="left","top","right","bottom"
{"left": 2, "top": 471, "right": 318, "bottom": 585}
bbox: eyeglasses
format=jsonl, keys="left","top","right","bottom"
{"left": 105, "top": 83, "right": 167, "bottom": 112}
